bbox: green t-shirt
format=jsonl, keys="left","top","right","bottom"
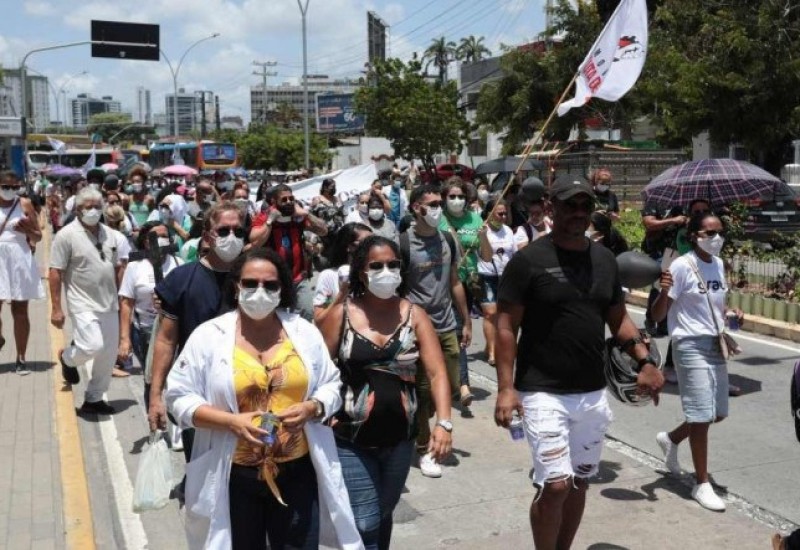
{"left": 440, "top": 211, "right": 483, "bottom": 283}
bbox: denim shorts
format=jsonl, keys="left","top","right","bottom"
{"left": 479, "top": 275, "right": 499, "bottom": 304}
{"left": 673, "top": 336, "right": 728, "bottom": 423}
{"left": 520, "top": 389, "right": 612, "bottom": 493}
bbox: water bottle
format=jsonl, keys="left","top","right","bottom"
{"left": 509, "top": 411, "right": 525, "bottom": 441}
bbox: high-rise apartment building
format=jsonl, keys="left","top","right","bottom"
{"left": 136, "top": 86, "right": 152, "bottom": 125}
{"left": 69, "top": 94, "right": 122, "bottom": 128}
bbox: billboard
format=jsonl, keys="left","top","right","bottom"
{"left": 316, "top": 93, "right": 365, "bottom": 133}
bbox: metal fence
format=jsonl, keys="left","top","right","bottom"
{"left": 728, "top": 256, "right": 794, "bottom": 295}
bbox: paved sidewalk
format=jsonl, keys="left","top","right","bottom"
{"left": 0, "top": 294, "right": 65, "bottom": 550}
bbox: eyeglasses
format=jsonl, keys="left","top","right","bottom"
{"left": 367, "top": 260, "right": 402, "bottom": 271}
{"left": 239, "top": 278, "right": 281, "bottom": 292}
{"left": 698, "top": 230, "right": 725, "bottom": 238}
{"left": 423, "top": 201, "right": 443, "bottom": 209}
{"left": 563, "top": 199, "right": 595, "bottom": 212}
{"left": 216, "top": 225, "right": 246, "bottom": 238}
{"left": 95, "top": 243, "right": 106, "bottom": 262}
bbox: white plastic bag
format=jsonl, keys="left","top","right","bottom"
{"left": 132, "top": 431, "right": 173, "bottom": 513}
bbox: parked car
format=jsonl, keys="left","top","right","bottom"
{"left": 419, "top": 163, "right": 475, "bottom": 183}
{"left": 742, "top": 182, "right": 800, "bottom": 243}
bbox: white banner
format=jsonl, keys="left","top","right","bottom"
{"left": 289, "top": 163, "right": 378, "bottom": 213}
{"left": 557, "top": 0, "right": 648, "bottom": 116}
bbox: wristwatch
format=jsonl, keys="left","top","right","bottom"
{"left": 636, "top": 354, "right": 658, "bottom": 372}
{"left": 310, "top": 398, "right": 324, "bottom": 420}
{"left": 436, "top": 419, "right": 453, "bottom": 433}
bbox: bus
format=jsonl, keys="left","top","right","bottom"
{"left": 148, "top": 141, "right": 237, "bottom": 171}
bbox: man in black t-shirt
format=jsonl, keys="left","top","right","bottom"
{"left": 494, "top": 175, "right": 664, "bottom": 549}
{"left": 148, "top": 202, "right": 245, "bottom": 460}
{"left": 591, "top": 168, "right": 620, "bottom": 221}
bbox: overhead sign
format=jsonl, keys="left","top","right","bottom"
{"left": 91, "top": 20, "right": 160, "bottom": 61}
{"left": 0, "top": 117, "right": 23, "bottom": 137}
{"left": 316, "top": 93, "right": 365, "bottom": 134}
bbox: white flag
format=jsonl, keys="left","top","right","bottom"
{"left": 46, "top": 135, "right": 66, "bottom": 154}
{"left": 557, "top": 0, "right": 648, "bottom": 116}
{"left": 80, "top": 147, "right": 96, "bottom": 176}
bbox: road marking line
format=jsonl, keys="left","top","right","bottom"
{"left": 627, "top": 305, "right": 800, "bottom": 354}
{"left": 45, "top": 228, "right": 96, "bottom": 550}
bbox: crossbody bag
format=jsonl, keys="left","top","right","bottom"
{"left": 0, "top": 198, "right": 20, "bottom": 236}
{"left": 687, "top": 256, "right": 741, "bottom": 360}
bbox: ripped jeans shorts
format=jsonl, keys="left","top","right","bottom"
{"left": 520, "top": 389, "right": 613, "bottom": 493}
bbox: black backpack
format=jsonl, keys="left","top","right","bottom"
{"left": 792, "top": 360, "right": 800, "bottom": 443}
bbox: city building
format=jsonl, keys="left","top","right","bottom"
{"left": 69, "top": 93, "right": 122, "bottom": 129}
{"left": 164, "top": 89, "right": 215, "bottom": 137}
{"left": 0, "top": 69, "right": 51, "bottom": 132}
{"left": 249, "top": 75, "right": 361, "bottom": 127}
{"left": 220, "top": 116, "right": 245, "bottom": 132}
{"left": 458, "top": 56, "right": 504, "bottom": 165}
{"left": 136, "top": 86, "right": 152, "bottom": 125}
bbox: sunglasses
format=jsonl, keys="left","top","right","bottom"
{"left": 367, "top": 260, "right": 402, "bottom": 271}
{"left": 239, "top": 279, "right": 281, "bottom": 292}
{"left": 95, "top": 243, "right": 106, "bottom": 262}
{"left": 216, "top": 225, "right": 246, "bottom": 238}
{"left": 698, "top": 230, "right": 725, "bottom": 238}
{"left": 0, "top": 184, "right": 18, "bottom": 190}
{"left": 563, "top": 199, "right": 595, "bottom": 212}
{"left": 278, "top": 197, "right": 295, "bottom": 205}
{"left": 447, "top": 194, "right": 466, "bottom": 199}
{"left": 422, "top": 201, "right": 443, "bottom": 209}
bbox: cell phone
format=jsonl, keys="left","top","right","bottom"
{"left": 260, "top": 412, "right": 279, "bottom": 445}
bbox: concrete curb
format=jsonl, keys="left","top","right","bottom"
{"left": 626, "top": 290, "right": 800, "bottom": 343}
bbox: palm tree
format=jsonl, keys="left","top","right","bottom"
{"left": 457, "top": 35, "right": 492, "bottom": 64}
{"left": 423, "top": 36, "right": 457, "bottom": 84}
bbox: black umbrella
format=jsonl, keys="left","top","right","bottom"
{"left": 475, "top": 156, "right": 542, "bottom": 175}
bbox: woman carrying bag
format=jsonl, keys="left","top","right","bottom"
{"left": 651, "top": 212, "right": 743, "bottom": 512}
{"left": 165, "top": 248, "right": 361, "bottom": 550}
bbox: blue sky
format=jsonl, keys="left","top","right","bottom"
{"left": 1, "top": 0, "right": 550, "bottom": 124}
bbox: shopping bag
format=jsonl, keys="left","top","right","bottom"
{"left": 132, "top": 431, "right": 173, "bottom": 513}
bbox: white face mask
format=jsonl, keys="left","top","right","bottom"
{"left": 238, "top": 287, "right": 280, "bottom": 320}
{"left": 447, "top": 198, "right": 466, "bottom": 214}
{"left": 0, "top": 188, "right": 16, "bottom": 201}
{"left": 80, "top": 208, "right": 102, "bottom": 226}
{"left": 214, "top": 233, "right": 244, "bottom": 262}
{"left": 367, "top": 268, "right": 402, "bottom": 299}
{"left": 696, "top": 234, "right": 724, "bottom": 257}
{"left": 157, "top": 237, "right": 171, "bottom": 248}
{"left": 131, "top": 184, "right": 144, "bottom": 194}
{"left": 477, "top": 189, "right": 490, "bottom": 202}
{"left": 358, "top": 203, "right": 368, "bottom": 215}
{"left": 422, "top": 205, "right": 442, "bottom": 227}
{"left": 234, "top": 198, "right": 249, "bottom": 211}
{"left": 595, "top": 184, "right": 610, "bottom": 193}
{"left": 368, "top": 208, "right": 384, "bottom": 221}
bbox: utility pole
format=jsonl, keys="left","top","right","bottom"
{"left": 252, "top": 60, "right": 277, "bottom": 124}
{"left": 297, "top": 0, "right": 311, "bottom": 170}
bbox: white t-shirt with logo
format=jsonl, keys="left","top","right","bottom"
{"left": 667, "top": 251, "right": 727, "bottom": 340}
{"left": 477, "top": 224, "right": 517, "bottom": 276}
{"left": 119, "top": 256, "right": 182, "bottom": 328}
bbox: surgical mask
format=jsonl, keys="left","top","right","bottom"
{"left": 238, "top": 287, "right": 280, "bottom": 320}
{"left": 80, "top": 208, "right": 101, "bottom": 226}
{"left": 697, "top": 234, "right": 724, "bottom": 257}
{"left": 447, "top": 197, "right": 466, "bottom": 214}
{"left": 157, "top": 237, "right": 171, "bottom": 248}
{"left": 234, "top": 198, "right": 249, "bottom": 211}
{"left": 393, "top": 179, "right": 403, "bottom": 189}
{"left": 367, "top": 269, "right": 402, "bottom": 299}
{"left": 477, "top": 189, "right": 490, "bottom": 202}
{"left": 131, "top": 184, "right": 144, "bottom": 194}
{"left": 595, "top": 184, "right": 610, "bottom": 193}
{"left": 214, "top": 233, "right": 244, "bottom": 262}
{"left": 422, "top": 206, "right": 442, "bottom": 227}
{"left": 358, "top": 203, "right": 369, "bottom": 215}
{"left": 368, "top": 208, "right": 384, "bottom": 221}
{"left": 0, "top": 188, "right": 16, "bottom": 201}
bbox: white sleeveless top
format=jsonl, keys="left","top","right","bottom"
{"left": 0, "top": 200, "right": 27, "bottom": 246}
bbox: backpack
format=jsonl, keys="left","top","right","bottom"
{"left": 792, "top": 360, "right": 800, "bottom": 443}
{"left": 398, "top": 228, "right": 457, "bottom": 282}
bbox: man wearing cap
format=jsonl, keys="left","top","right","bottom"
{"left": 494, "top": 174, "right": 664, "bottom": 550}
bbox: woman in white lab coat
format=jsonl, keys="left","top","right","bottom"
{"left": 166, "top": 247, "right": 362, "bottom": 550}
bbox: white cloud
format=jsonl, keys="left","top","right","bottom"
{"left": 24, "top": 0, "right": 56, "bottom": 17}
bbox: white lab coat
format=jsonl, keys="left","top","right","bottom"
{"left": 165, "top": 309, "right": 364, "bottom": 550}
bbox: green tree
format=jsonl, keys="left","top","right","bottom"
{"left": 457, "top": 35, "right": 491, "bottom": 64}
{"left": 424, "top": 36, "right": 457, "bottom": 83}
{"left": 86, "top": 112, "right": 143, "bottom": 143}
{"left": 237, "top": 125, "right": 330, "bottom": 170}
{"left": 354, "top": 58, "right": 470, "bottom": 174}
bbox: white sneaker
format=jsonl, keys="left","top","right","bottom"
{"left": 692, "top": 482, "right": 725, "bottom": 511}
{"left": 656, "top": 432, "right": 682, "bottom": 475}
{"left": 419, "top": 452, "right": 442, "bottom": 478}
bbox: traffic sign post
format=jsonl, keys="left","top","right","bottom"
{"left": 90, "top": 21, "right": 160, "bottom": 61}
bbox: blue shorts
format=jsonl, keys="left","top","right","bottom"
{"left": 479, "top": 275, "right": 499, "bottom": 305}
{"left": 674, "top": 336, "right": 729, "bottom": 423}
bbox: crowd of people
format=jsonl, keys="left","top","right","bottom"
{"left": 0, "top": 160, "right": 776, "bottom": 549}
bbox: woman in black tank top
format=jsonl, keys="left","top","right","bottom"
{"left": 319, "top": 235, "right": 453, "bottom": 550}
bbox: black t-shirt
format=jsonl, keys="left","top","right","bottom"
{"left": 498, "top": 235, "right": 624, "bottom": 394}
{"left": 155, "top": 262, "right": 233, "bottom": 352}
{"left": 641, "top": 203, "right": 683, "bottom": 256}
{"left": 594, "top": 189, "right": 619, "bottom": 214}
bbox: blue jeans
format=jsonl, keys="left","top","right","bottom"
{"left": 336, "top": 438, "right": 414, "bottom": 550}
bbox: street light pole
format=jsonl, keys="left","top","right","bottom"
{"left": 297, "top": 0, "right": 311, "bottom": 170}
{"left": 57, "top": 70, "right": 88, "bottom": 128}
{"left": 160, "top": 33, "right": 220, "bottom": 142}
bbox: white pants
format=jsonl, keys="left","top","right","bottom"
{"left": 63, "top": 310, "right": 120, "bottom": 403}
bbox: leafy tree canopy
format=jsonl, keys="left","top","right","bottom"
{"left": 354, "top": 58, "right": 470, "bottom": 172}
{"left": 236, "top": 125, "right": 330, "bottom": 171}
